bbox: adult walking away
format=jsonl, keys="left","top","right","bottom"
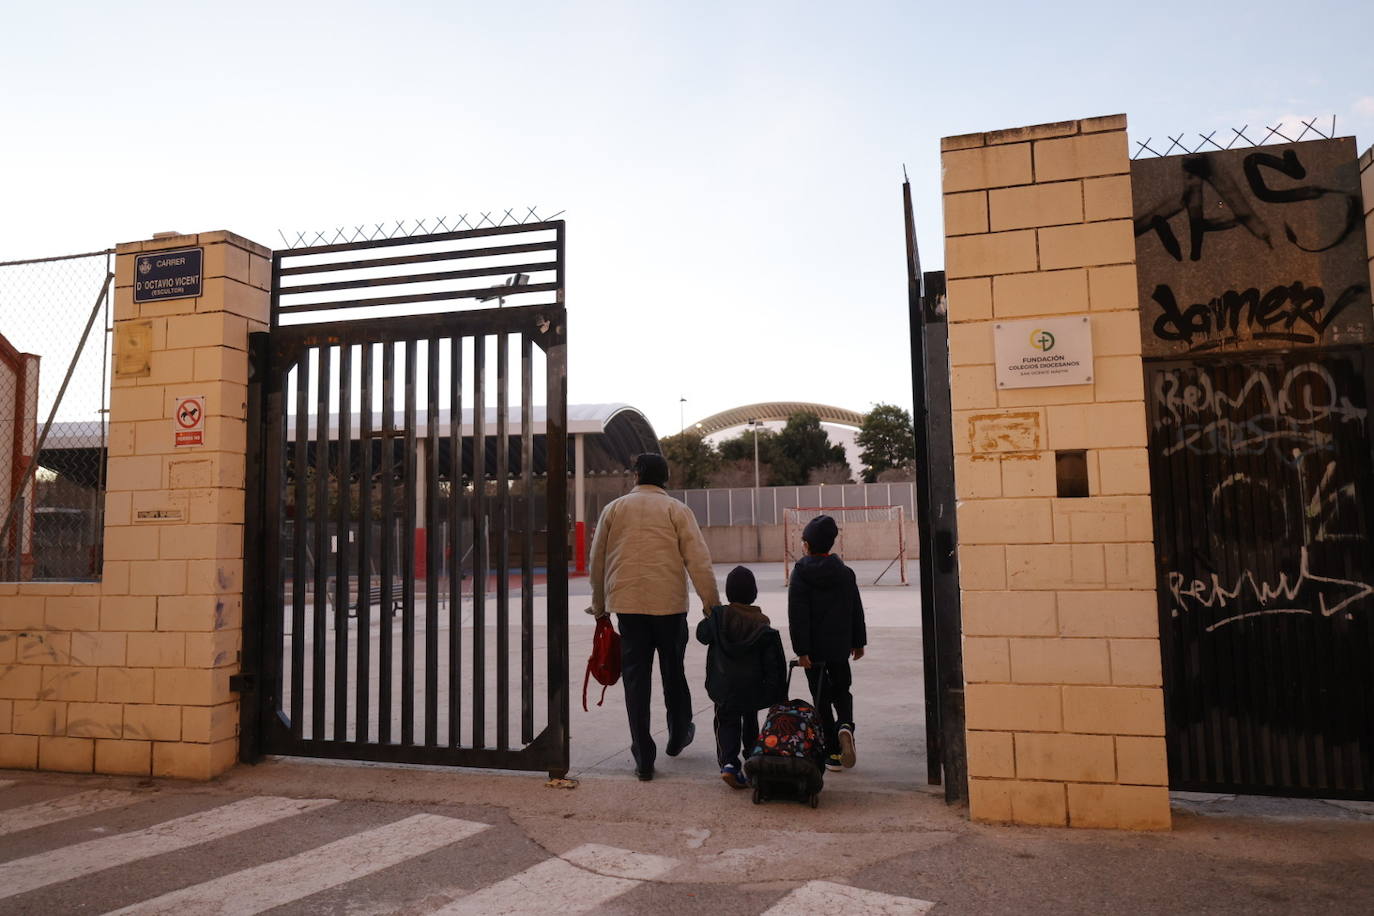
{"left": 788, "top": 515, "right": 867, "bottom": 772}
{"left": 587, "top": 453, "right": 721, "bottom": 780}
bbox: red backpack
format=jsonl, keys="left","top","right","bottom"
{"left": 582, "top": 616, "right": 622, "bottom": 711}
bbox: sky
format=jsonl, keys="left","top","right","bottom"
{"left": 3, "top": 0, "right": 1373, "bottom": 442}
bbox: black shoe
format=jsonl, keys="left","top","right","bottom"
{"left": 635, "top": 766, "right": 654, "bottom": 781}
{"left": 665, "top": 722, "right": 695, "bottom": 757}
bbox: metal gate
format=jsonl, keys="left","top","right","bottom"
{"left": 1147, "top": 350, "right": 1374, "bottom": 798}
{"left": 240, "top": 222, "right": 570, "bottom": 776}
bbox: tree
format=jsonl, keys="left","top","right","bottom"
{"left": 657, "top": 433, "right": 719, "bottom": 489}
{"left": 708, "top": 458, "right": 766, "bottom": 489}
{"left": 856, "top": 403, "right": 916, "bottom": 483}
{"left": 770, "top": 412, "right": 847, "bottom": 486}
{"left": 808, "top": 462, "right": 853, "bottom": 486}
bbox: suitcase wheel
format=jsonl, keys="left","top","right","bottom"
{"left": 752, "top": 785, "right": 762, "bottom": 804}
{"left": 808, "top": 793, "right": 819, "bottom": 809}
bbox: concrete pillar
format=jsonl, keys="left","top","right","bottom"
{"left": 1362, "top": 146, "right": 1373, "bottom": 295}
{"left": 0, "top": 230, "right": 269, "bottom": 779}
{"left": 941, "top": 116, "right": 1169, "bottom": 830}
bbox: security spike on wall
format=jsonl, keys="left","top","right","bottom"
{"left": 1131, "top": 116, "right": 1338, "bottom": 160}
{"left": 277, "top": 207, "right": 566, "bottom": 250}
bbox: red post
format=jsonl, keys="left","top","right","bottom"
{"left": 573, "top": 520, "right": 587, "bottom": 576}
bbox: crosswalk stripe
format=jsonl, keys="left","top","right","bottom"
{"left": 762, "top": 879, "right": 935, "bottom": 914}
{"left": 0, "top": 790, "right": 141, "bottom": 837}
{"left": 109, "top": 812, "right": 490, "bottom": 916}
{"left": 432, "top": 843, "right": 678, "bottom": 915}
{"left": 0, "top": 795, "right": 335, "bottom": 901}
{"left": 0, "top": 780, "right": 15, "bottom": 791}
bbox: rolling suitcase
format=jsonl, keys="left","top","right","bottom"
{"left": 743, "top": 661, "right": 827, "bottom": 807}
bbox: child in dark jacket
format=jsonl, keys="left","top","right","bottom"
{"left": 788, "top": 515, "right": 867, "bottom": 773}
{"left": 696, "top": 566, "right": 787, "bottom": 789}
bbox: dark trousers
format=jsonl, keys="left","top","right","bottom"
{"left": 805, "top": 658, "right": 853, "bottom": 754}
{"left": 713, "top": 705, "right": 760, "bottom": 771}
{"left": 616, "top": 612, "right": 692, "bottom": 771}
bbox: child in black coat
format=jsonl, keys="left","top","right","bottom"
{"left": 788, "top": 515, "right": 867, "bottom": 772}
{"left": 695, "top": 566, "right": 787, "bottom": 789}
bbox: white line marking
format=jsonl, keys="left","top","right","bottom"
{"left": 109, "top": 813, "right": 489, "bottom": 916}
{"left": 0, "top": 790, "right": 141, "bottom": 837}
{"left": 0, "top": 796, "right": 335, "bottom": 901}
{"left": 762, "top": 880, "right": 936, "bottom": 915}
{"left": 433, "top": 843, "right": 677, "bottom": 915}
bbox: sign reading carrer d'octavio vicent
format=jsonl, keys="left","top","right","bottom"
{"left": 134, "top": 247, "right": 203, "bottom": 303}
{"left": 993, "top": 315, "right": 1094, "bottom": 389}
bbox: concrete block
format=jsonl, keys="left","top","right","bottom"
{"left": 140, "top": 349, "right": 196, "bottom": 387}
{"left": 182, "top": 701, "right": 238, "bottom": 744}
{"left": 1009, "top": 779, "right": 1068, "bottom": 826}
{"left": 97, "top": 668, "right": 155, "bottom": 705}
{"left": 1000, "top": 451, "right": 1056, "bottom": 497}
{"left": 1110, "top": 639, "right": 1163, "bottom": 687}
{"left": 166, "top": 312, "right": 249, "bottom": 352}
{"left": 941, "top": 132, "right": 987, "bottom": 152}
{"left": 129, "top": 559, "right": 189, "bottom": 597}
{"left": 186, "top": 559, "right": 242, "bottom": 595}
{"left": 987, "top": 120, "right": 1079, "bottom": 146}
{"left": 102, "top": 560, "right": 131, "bottom": 595}
{"left": 124, "top": 704, "right": 182, "bottom": 741}
{"left": 1093, "top": 355, "right": 1146, "bottom": 402}
{"left": 968, "top": 777, "right": 1013, "bottom": 823}
{"left": 2, "top": 595, "right": 47, "bottom": 628}
{"left": 184, "top": 630, "right": 240, "bottom": 669}
{"left": 1063, "top": 685, "right": 1165, "bottom": 736}
{"left": 946, "top": 230, "right": 1038, "bottom": 279}
{"left": 1091, "top": 310, "right": 1144, "bottom": 356}
{"left": 1048, "top": 402, "right": 1148, "bottom": 450}
{"left": 1015, "top": 732, "right": 1115, "bottom": 782}
{"left": 0, "top": 699, "right": 10, "bottom": 731}
{"left": 963, "top": 408, "right": 1045, "bottom": 454}
{"left": 108, "top": 422, "right": 137, "bottom": 458}
{"left": 1038, "top": 220, "right": 1135, "bottom": 270}
{"left": 38, "top": 736, "right": 94, "bottom": 773}
{"left": 201, "top": 240, "right": 252, "bottom": 284}
{"left": 955, "top": 455, "right": 1003, "bottom": 499}
{"left": 962, "top": 590, "right": 1058, "bottom": 636}
{"left": 159, "top": 525, "right": 243, "bottom": 561}
{"left": 18, "top": 632, "right": 70, "bottom": 665}
{"left": 1116, "top": 735, "right": 1169, "bottom": 786}
{"left": 127, "top": 633, "right": 187, "bottom": 668}
{"left": 944, "top": 191, "right": 989, "bottom": 236}
{"left": 249, "top": 254, "right": 271, "bottom": 291}
{"left": 1006, "top": 543, "right": 1105, "bottom": 589}
{"left": 1057, "top": 590, "right": 1158, "bottom": 638}
{"left": 947, "top": 278, "right": 993, "bottom": 323}
{"left": 1034, "top": 131, "right": 1129, "bottom": 181}
{"left": 0, "top": 734, "right": 39, "bottom": 769}
{"left": 948, "top": 320, "right": 994, "bottom": 365}
{"left": 155, "top": 667, "right": 232, "bottom": 706}
{"left": 1096, "top": 449, "right": 1151, "bottom": 495}
{"left": 1067, "top": 783, "right": 1169, "bottom": 830}
{"left": 102, "top": 525, "right": 162, "bottom": 562}
{"left": 1088, "top": 263, "right": 1143, "bottom": 313}
{"left": 943, "top": 142, "right": 1033, "bottom": 192}
{"left": 1104, "top": 542, "right": 1157, "bottom": 589}
{"left": 958, "top": 497, "right": 1053, "bottom": 545}
{"left": 101, "top": 596, "right": 158, "bottom": 631}
{"left": 958, "top": 544, "right": 1007, "bottom": 590}
{"left": 65, "top": 702, "right": 124, "bottom": 738}
{"left": 1080, "top": 114, "right": 1128, "bottom": 134}
{"left": 0, "top": 663, "right": 42, "bottom": 700}
{"left": 152, "top": 737, "right": 238, "bottom": 780}
{"left": 951, "top": 365, "right": 999, "bottom": 410}
{"left": 997, "top": 383, "right": 1094, "bottom": 409}
{"left": 41, "top": 666, "right": 98, "bottom": 702}
{"left": 1010, "top": 637, "right": 1111, "bottom": 685}
{"left": 95, "top": 739, "right": 152, "bottom": 776}
{"left": 966, "top": 683, "right": 1062, "bottom": 731}
{"left": 198, "top": 276, "right": 268, "bottom": 321}
{"left": 1084, "top": 175, "right": 1133, "bottom": 222}
{"left": 967, "top": 731, "right": 1015, "bottom": 778}
{"left": 159, "top": 595, "right": 238, "bottom": 632}
{"left": 192, "top": 347, "right": 249, "bottom": 385}
{"left": 109, "top": 385, "right": 167, "bottom": 423}
{"left": 992, "top": 269, "right": 1090, "bottom": 318}
{"left": 12, "top": 700, "right": 67, "bottom": 735}
{"left": 989, "top": 181, "right": 1083, "bottom": 231}
{"left": 68, "top": 632, "right": 127, "bottom": 668}
{"left": 964, "top": 637, "right": 1011, "bottom": 682}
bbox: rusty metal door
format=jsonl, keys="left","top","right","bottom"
{"left": 1147, "top": 351, "right": 1374, "bottom": 798}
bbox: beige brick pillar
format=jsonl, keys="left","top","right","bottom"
{"left": 1363, "top": 147, "right": 1373, "bottom": 294}
{"left": 940, "top": 116, "right": 1170, "bottom": 830}
{"left": 102, "top": 231, "right": 269, "bottom": 778}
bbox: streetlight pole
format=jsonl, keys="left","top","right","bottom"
{"left": 748, "top": 419, "right": 760, "bottom": 489}
{"left": 748, "top": 419, "right": 762, "bottom": 560}
{"left": 679, "top": 397, "right": 686, "bottom": 434}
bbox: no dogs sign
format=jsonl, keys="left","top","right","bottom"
{"left": 173, "top": 395, "right": 205, "bottom": 447}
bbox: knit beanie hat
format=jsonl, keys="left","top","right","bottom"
{"left": 634, "top": 453, "right": 669, "bottom": 487}
{"left": 725, "top": 566, "right": 757, "bottom": 604}
{"left": 802, "top": 515, "right": 839, "bottom": 553}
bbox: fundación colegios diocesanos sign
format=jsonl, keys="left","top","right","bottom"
{"left": 134, "top": 247, "right": 203, "bottom": 303}
{"left": 993, "top": 315, "right": 1094, "bottom": 389}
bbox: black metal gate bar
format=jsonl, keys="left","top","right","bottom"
{"left": 472, "top": 335, "right": 487, "bottom": 749}
{"left": 245, "top": 221, "right": 569, "bottom": 776}
{"left": 357, "top": 343, "right": 373, "bottom": 743}
{"left": 496, "top": 334, "right": 511, "bottom": 750}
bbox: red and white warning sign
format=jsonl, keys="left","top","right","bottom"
{"left": 173, "top": 395, "right": 205, "bottom": 447}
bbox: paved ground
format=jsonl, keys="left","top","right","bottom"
{"left": 2, "top": 562, "right": 1371, "bottom": 912}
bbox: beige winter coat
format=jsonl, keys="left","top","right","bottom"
{"left": 588, "top": 485, "right": 720, "bottom": 616}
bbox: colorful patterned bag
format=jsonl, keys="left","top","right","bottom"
{"left": 752, "top": 699, "right": 824, "bottom": 761}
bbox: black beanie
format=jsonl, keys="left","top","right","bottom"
{"left": 634, "top": 453, "right": 669, "bottom": 487}
{"left": 725, "top": 566, "right": 757, "bottom": 604}
{"left": 802, "top": 514, "right": 839, "bottom": 553}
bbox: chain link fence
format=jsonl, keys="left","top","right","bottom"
{"left": 0, "top": 250, "right": 114, "bottom": 581}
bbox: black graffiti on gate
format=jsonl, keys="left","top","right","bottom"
{"left": 1148, "top": 279, "right": 1370, "bottom": 350}
{"left": 1136, "top": 148, "right": 1362, "bottom": 262}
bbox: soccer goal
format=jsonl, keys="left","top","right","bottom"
{"left": 782, "top": 505, "right": 908, "bottom": 586}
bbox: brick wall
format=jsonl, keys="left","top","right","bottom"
{"left": 0, "top": 231, "right": 268, "bottom": 780}
{"left": 1363, "top": 146, "right": 1373, "bottom": 296}
{"left": 940, "top": 116, "right": 1170, "bottom": 829}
